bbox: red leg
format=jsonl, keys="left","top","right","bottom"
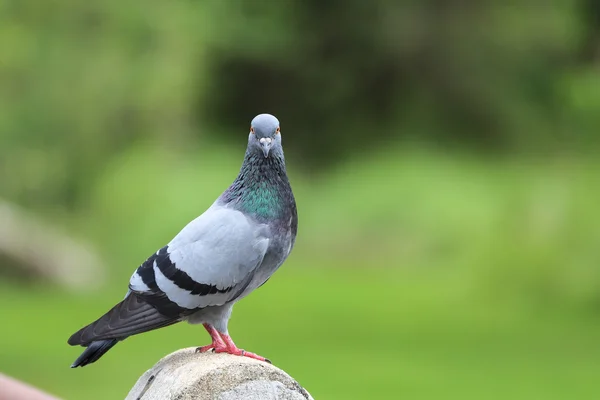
{"left": 195, "top": 323, "right": 227, "bottom": 353}
{"left": 216, "top": 333, "right": 271, "bottom": 363}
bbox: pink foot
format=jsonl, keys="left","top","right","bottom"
{"left": 195, "top": 323, "right": 226, "bottom": 353}
{"left": 216, "top": 333, "right": 271, "bottom": 363}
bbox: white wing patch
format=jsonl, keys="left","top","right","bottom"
{"left": 152, "top": 260, "right": 230, "bottom": 309}
{"left": 129, "top": 270, "right": 150, "bottom": 292}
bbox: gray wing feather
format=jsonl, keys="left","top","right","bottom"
{"left": 68, "top": 206, "right": 270, "bottom": 351}
{"left": 132, "top": 204, "right": 270, "bottom": 310}
{"left": 67, "top": 293, "right": 180, "bottom": 345}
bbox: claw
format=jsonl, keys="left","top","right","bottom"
{"left": 196, "top": 344, "right": 216, "bottom": 353}
{"left": 219, "top": 333, "right": 270, "bottom": 362}
{"left": 199, "top": 324, "right": 270, "bottom": 363}
{"left": 197, "top": 323, "right": 226, "bottom": 354}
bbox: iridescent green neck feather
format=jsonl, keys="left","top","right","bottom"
{"left": 221, "top": 151, "right": 296, "bottom": 221}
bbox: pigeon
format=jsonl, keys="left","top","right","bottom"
{"left": 68, "top": 114, "right": 297, "bottom": 367}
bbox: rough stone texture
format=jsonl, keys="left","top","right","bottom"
{"left": 126, "top": 348, "right": 314, "bottom": 400}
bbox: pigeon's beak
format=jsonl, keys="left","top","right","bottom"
{"left": 259, "top": 137, "right": 272, "bottom": 158}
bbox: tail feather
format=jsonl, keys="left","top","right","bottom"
{"left": 68, "top": 293, "right": 182, "bottom": 367}
{"left": 71, "top": 339, "right": 119, "bottom": 368}
{"left": 68, "top": 293, "right": 179, "bottom": 346}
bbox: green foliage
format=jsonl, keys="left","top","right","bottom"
{"left": 1, "top": 1, "right": 600, "bottom": 398}
{"left": 204, "top": 0, "right": 595, "bottom": 159}
{"left": 2, "top": 0, "right": 599, "bottom": 209}
{"left": 3, "top": 148, "right": 600, "bottom": 399}
{"left": 1, "top": 0, "right": 208, "bottom": 208}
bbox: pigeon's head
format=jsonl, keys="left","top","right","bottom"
{"left": 248, "top": 114, "right": 282, "bottom": 158}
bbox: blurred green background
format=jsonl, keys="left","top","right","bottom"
{"left": 2, "top": 1, "right": 600, "bottom": 399}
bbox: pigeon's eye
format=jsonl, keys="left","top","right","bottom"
{"left": 250, "top": 127, "right": 255, "bottom": 134}
{"left": 275, "top": 127, "right": 280, "bottom": 134}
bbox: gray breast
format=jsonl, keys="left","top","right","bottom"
{"left": 239, "top": 221, "right": 294, "bottom": 299}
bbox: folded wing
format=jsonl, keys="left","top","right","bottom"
{"left": 69, "top": 205, "right": 270, "bottom": 345}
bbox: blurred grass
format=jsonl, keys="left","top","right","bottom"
{"left": 2, "top": 267, "right": 599, "bottom": 399}
{"left": 2, "top": 147, "right": 600, "bottom": 399}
